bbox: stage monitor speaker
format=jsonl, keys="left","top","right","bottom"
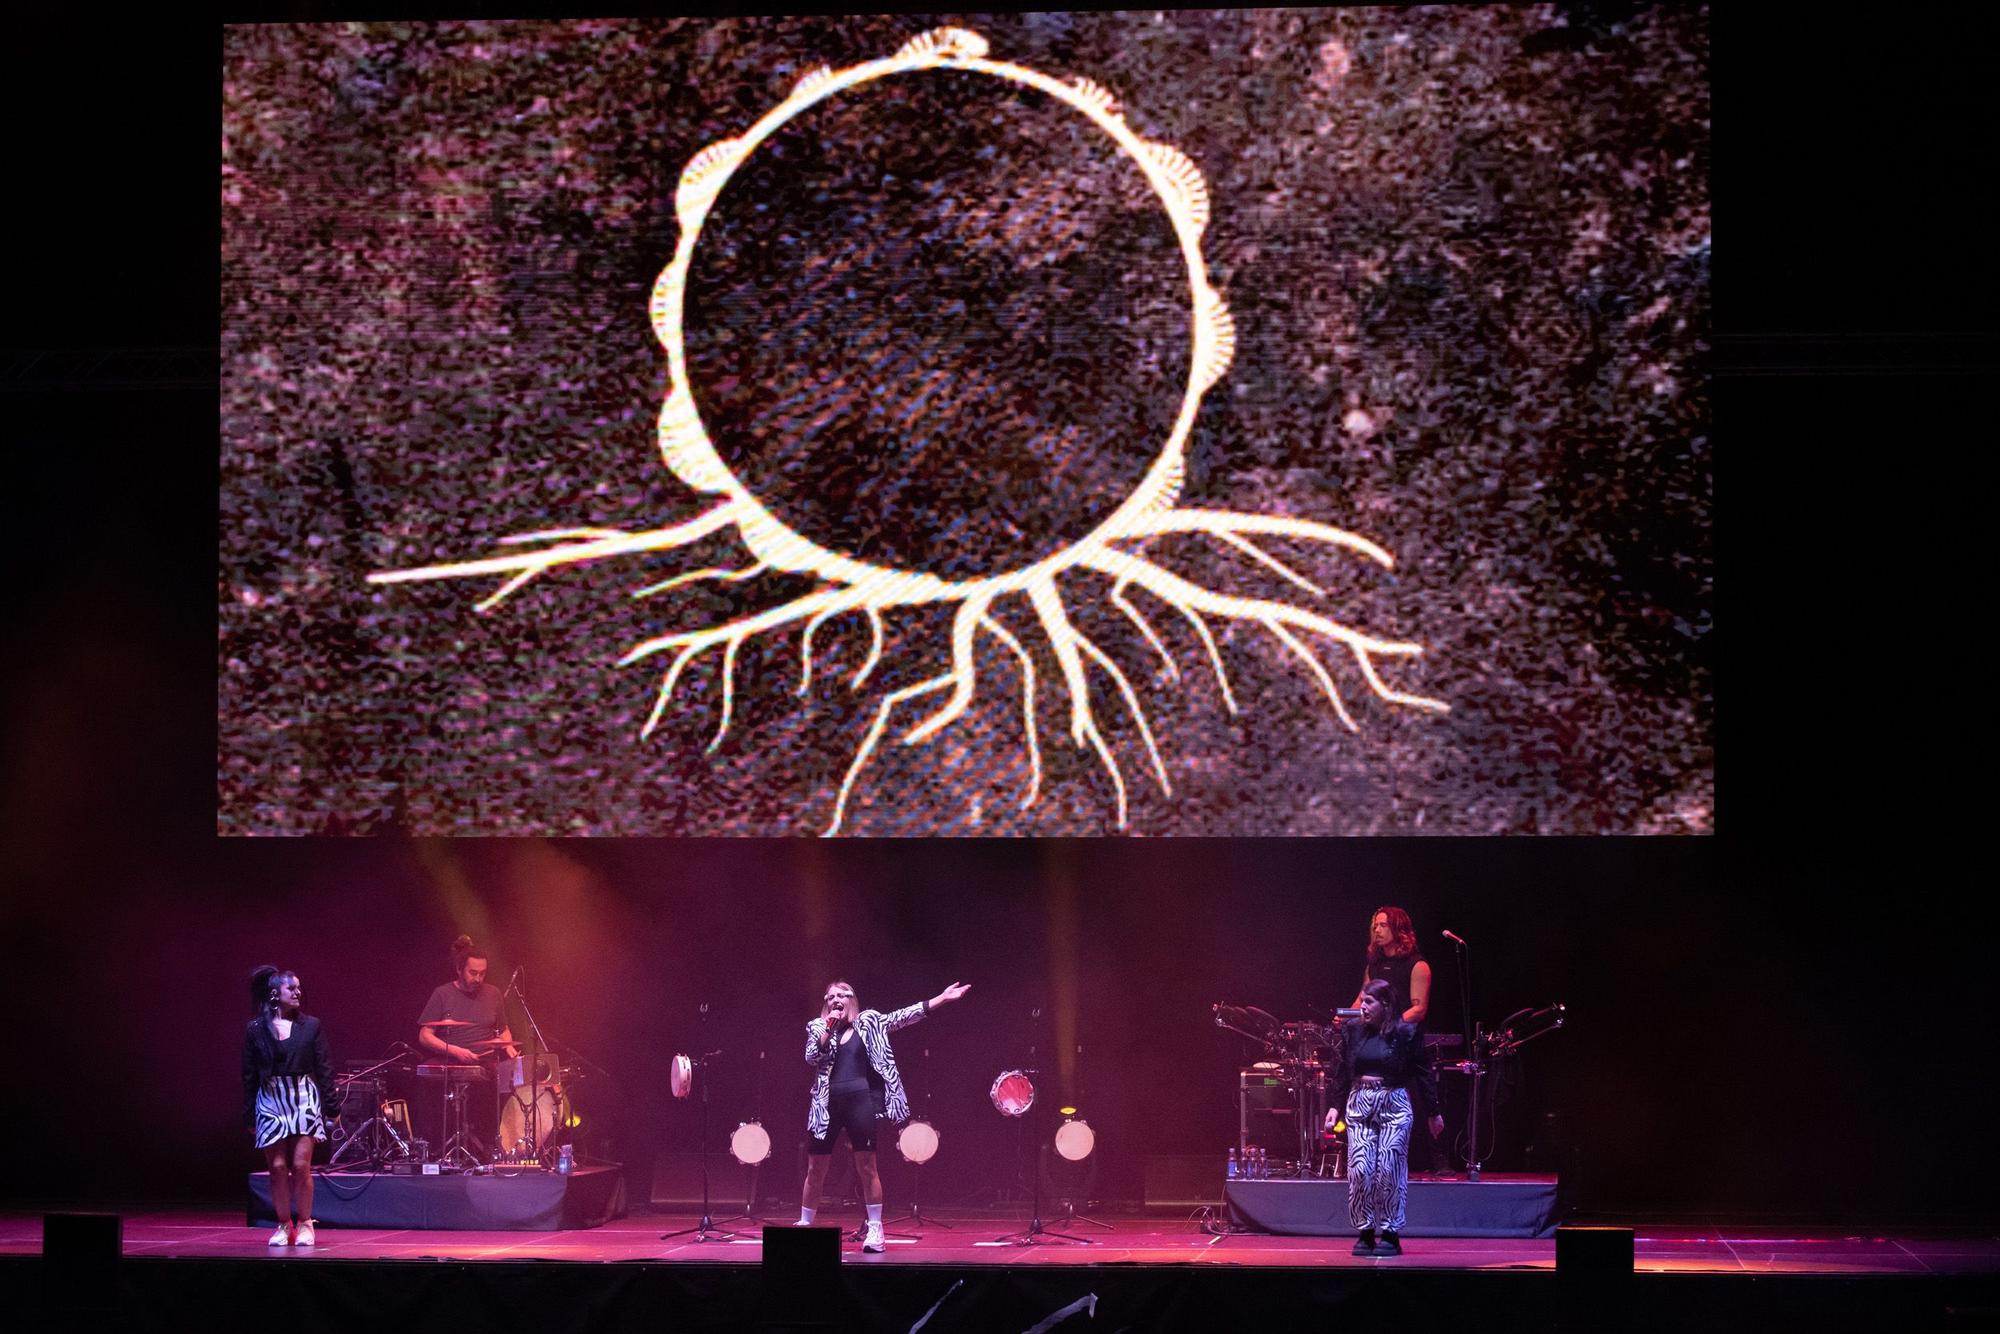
{"left": 1556, "top": 1225, "right": 1633, "bottom": 1332}
{"left": 762, "top": 1226, "right": 840, "bottom": 1327}
{"left": 43, "top": 1212, "right": 121, "bottom": 1312}
{"left": 1142, "top": 1154, "right": 1224, "bottom": 1208}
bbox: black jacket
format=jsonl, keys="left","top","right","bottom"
{"left": 1335, "top": 1018, "right": 1439, "bottom": 1111}
{"left": 241, "top": 1013, "right": 336, "bottom": 1129}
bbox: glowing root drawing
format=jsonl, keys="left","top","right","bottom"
{"left": 365, "top": 27, "right": 1450, "bottom": 834}
{"left": 370, "top": 502, "right": 1444, "bottom": 833}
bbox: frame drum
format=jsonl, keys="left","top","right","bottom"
{"left": 729, "top": 1120, "right": 772, "bottom": 1165}
{"left": 897, "top": 1119, "right": 940, "bottom": 1165}
{"left": 499, "top": 1085, "right": 570, "bottom": 1155}
{"left": 1053, "top": 1117, "right": 1095, "bottom": 1162}
{"left": 990, "top": 1069, "right": 1035, "bottom": 1117}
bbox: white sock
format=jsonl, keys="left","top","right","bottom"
{"left": 798, "top": 1206, "right": 816, "bottom": 1225}
{"left": 865, "top": 1204, "right": 883, "bottom": 1224}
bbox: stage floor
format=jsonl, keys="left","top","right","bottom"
{"left": 5, "top": 1206, "right": 1997, "bottom": 1275}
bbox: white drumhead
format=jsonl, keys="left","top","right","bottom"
{"left": 729, "top": 1120, "right": 772, "bottom": 1164}
{"left": 1054, "top": 1117, "right": 1094, "bottom": 1162}
{"left": 670, "top": 1053, "right": 692, "bottom": 1099}
{"left": 897, "top": 1119, "right": 940, "bottom": 1164}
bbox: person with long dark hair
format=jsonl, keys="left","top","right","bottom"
{"left": 1352, "top": 905, "right": 1449, "bottom": 1173}
{"left": 1327, "top": 979, "right": 1439, "bottom": 1256}
{"left": 242, "top": 964, "right": 335, "bottom": 1246}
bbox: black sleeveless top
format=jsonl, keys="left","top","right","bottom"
{"left": 831, "top": 1028, "right": 878, "bottom": 1093}
{"left": 1365, "top": 949, "right": 1425, "bottom": 1024}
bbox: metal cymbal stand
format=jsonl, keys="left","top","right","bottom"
{"left": 328, "top": 1049, "right": 416, "bottom": 1168}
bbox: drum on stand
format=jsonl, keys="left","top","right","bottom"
{"left": 1053, "top": 1117, "right": 1094, "bottom": 1162}
{"left": 500, "top": 1084, "right": 571, "bottom": 1157}
{"left": 990, "top": 1069, "right": 1035, "bottom": 1117}
{"left": 729, "top": 1120, "right": 773, "bottom": 1166}
{"left": 896, "top": 1119, "right": 940, "bottom": 1165}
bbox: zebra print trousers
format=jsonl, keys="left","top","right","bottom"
{"left": 1346, "top": 1084, "right": 1413, "bottom": 1233}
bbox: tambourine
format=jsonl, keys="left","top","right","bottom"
{"left": 670, "top": 1052, "right": 693, "bottom": 1099}
{"left": 990, "top": 1069, "right": 1035, "bottom": 1117}
{"left": 896, "top": 1119, "right": 940, "bottom": 1165}
{"left": 1053, "top": 1117, "right": 1095, "bottom": 1162}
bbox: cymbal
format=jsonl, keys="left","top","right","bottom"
{"left": 420, "top": 1019, "right": 476, "bottom": 1028}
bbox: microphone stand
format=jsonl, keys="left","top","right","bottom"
{"left": 504, "top": 968, "right": 554, "bottom": 1166}
{"left": 1445, "top": 932, "right": 1486, "bottom": 1182}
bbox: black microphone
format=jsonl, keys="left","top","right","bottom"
{"left": 1442, "top": 929, "right": 1468, "bottom": 946}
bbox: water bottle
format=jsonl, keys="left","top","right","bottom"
{"left": 1256, "top": 1147, "right": 1267, "bottom": 1178}
{"left": 1227, "top": 1148, "right": 1239, "bottom": 1180}
{"left": 557, "top": 1144, "right": 574, "bottom": 1175}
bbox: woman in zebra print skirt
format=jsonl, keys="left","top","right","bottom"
{"left": 1328, "top": 978, "right": 1442, "bottom": 1257}
{"left": 242, "top": 965, "right": 336, "bottom": 1247}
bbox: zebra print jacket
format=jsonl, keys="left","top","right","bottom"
{"left": 803, "top": 1001, "right": 927, "bottom": 1137}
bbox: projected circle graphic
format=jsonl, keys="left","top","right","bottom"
{"left": 370, "top": 27, "right": 1446, "bottom": 834}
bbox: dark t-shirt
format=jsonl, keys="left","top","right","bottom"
{"left": 418, "top": 982, "right": 505, "bottom": 1048}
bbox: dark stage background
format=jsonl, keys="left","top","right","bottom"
{"left": 3, "top": 830, "right": 1994, "bottom": 1222}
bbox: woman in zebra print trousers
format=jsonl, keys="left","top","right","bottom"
{"left": 242, "top": 965, "right": 336, "bottom": 1247}
{"left": 1328, "top": 979, "right": 1442, "bottom": 1256}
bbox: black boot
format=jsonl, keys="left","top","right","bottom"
{"left": 1351, "top": 1229, "right": 1377, "bottom": 1257}
{"left": 1375, "top": 1231, "right": 1402, "bottom": 1256}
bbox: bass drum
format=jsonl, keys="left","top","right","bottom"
{"left": 500, "top": 1085, "right": 571, "bottom": 1156}
{"left": 896, "top": 1119, "right": 940, "bottom": 1165}
{"left": 730, "top": 1120, "right": 773, "bottom": 1165}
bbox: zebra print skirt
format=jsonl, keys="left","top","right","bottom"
{"left": 253, "top": 1074, "right": 327, "bottom": 1148}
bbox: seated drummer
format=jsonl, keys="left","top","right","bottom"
{"left": 419, "top": 934, "right": 518, "bottom": 1062}
{"left": 417, "top": 935, "right": 518, "bottom": 1151}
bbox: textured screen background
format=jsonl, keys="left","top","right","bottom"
{"left": 220, "top": 9, "right": 1711, "bottom": 835}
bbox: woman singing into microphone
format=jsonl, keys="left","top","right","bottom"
{"left": 796, "top": 978, "right": 969, "bottom": 1252}
{"left": 242, "top": 965, "right": 336, "bottom": 1247}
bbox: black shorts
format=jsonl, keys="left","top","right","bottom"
{"left": 808, "top": 1087, "right": 879, "bottom": 1154}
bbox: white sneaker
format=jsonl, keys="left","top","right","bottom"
{"left": 294, "top": 1220, "right": 316, "bottom": 1247}
{"left": 861, "top": 1222, "right": 884, "bottom": 1253}
{"left": 266, "top": 1222, "right": 292, "bottom": 1247}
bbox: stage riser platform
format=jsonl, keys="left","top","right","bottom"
{"left": 9, "top": 1257, "right": 1998, "bottom": 1334}
{"left": 1226, "top": 1173, "right": 1559, "bottom": 1238}
{"left": 247, "top": 1167, "right": 624, "bottom": 1231}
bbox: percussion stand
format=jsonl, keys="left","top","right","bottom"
{"left": 992, "top": 1095, "right": 1092, "bottom": 1247}
{"left": 437, "top": 1067, "right": 487, "bottom": 1172}
{"left": 661, "top": 1053, "right": 734, "bottom": 1242}
{"left": 713, "top": 1049, "right": 766, "bottom": 1229}
{"left": 885, "top": 1049, "right": 948, "bottom": 1235}
{"left": 328, "top": 1049, "right": 416, "bottom": 1168}
{"left": 1053, "top": 1041, "right": 1111, "bottom": 1231}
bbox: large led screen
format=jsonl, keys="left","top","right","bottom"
{"left": 220, "top": 11, "right": 1710, "bottom": 834}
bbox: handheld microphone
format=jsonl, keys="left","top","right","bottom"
{"left": 1442, "top": 929, "right": 1468, "bottom": 946}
